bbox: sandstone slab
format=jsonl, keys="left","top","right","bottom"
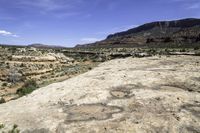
{"left": 0, "top": 55, "right": 200, "bottom": 133}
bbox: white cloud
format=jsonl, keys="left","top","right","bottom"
{"left": 55, "top": 12, "right": 80, "bottom": 18}
{"left": 170, "top": 0, "right": 198, "bottom": 2}
{"left": 187, "top": 3, "right": 200, "bottom": 9}
{"left": 96, "top": 25, "right": 139, "bottom": 35}
{"left": 170, "top": 0, "right": 200, "bottom": 9}
{"left": 0, "top": 16, "right": 16, "bottom": 21}
{"left": 0, "top": 30, "right": 19, "bottom": 37}
{"left": 18, "top": 0, "right": 64, "bottom": 11}
{"left": 0, "top": 30, "right": 12, "bottom": 35}
{"left": 80, "top": 38, "right": 102, "bottom": 43}
{"left": 17, "top": 0, "right": 83, "bottom": 12}
{"left": 16, "top": 0, "right": 84, "bottom": 18}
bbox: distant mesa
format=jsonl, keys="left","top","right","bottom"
{"left": 76, "top": 18, "right": 200, "bottom": 48}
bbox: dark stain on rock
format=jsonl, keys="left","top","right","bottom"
{"left": 192, "top": 77, "right": 200, "bottom": 82}
{"left": 158, "top": 82, "right": 198, "bottom": 92}
{"left": 186, "top": 126, "right": 200, "bottom": 133}
{"left": 109, "top": 84, "right": 137, "bottom": 99}
{"left": 110, "top": 90, "right": 134, "bottom": 99}
{"left": 179, "top": 125, "right": 200, "bottom": 133}
{"left": 23, "top": 128, "right": 50, "bottom": 133}
{"left": 146, "top": 126, "right": 170, "bottom": 133}
{"left": 181, "top": 103, "right": 200, "bottom": 118}
{"left": 63, "top": 103, "right": 123, "bottom": 123}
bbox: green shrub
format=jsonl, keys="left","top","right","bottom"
{"left": 195, "top": 51, "right": 200, "bottom": 56}
{"left": 16, "top": 80, "right": 38, "bottom": 96}
{"left": 0, "top": 124, "right": 4, "bottom": 129}
{"left": 0, "top": 124, "right": 20, "bottom": 133}
{"left": 165, "top": 48, "right": 170, "bottom": 53}
{"left": 2, "top": 83, "right": 7, "bottom": 87}
{"left": 180, "top": 48, "right": 186, "bottom": 52}
{"left": 194, "top": 47, "right": 199, "bottom": 50}
{"left": 8, "top": 124, "right": 20, "bottom": 133}
{"left": 0, "top": 97, "right": 5, "bottom": 104}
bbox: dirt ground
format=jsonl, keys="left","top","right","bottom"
{"left": 0, "top": 55, "right": 200, "bottom": 133}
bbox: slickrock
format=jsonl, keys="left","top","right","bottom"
{"left": 0, "top": 56, "right": 200, "bottom": 133}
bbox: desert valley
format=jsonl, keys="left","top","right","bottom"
{"left": 0, "top": 17, "right": 200, "bottom": 133}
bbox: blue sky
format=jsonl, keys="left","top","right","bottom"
{"left": 0, "top": 0, "right": 200, "bottom": 47}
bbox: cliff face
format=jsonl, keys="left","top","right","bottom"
{"left": 76, "top": 18, "right": 200, "bottom": 48}
{"left": 107, "top": 18, "right": 200, "bottom": 38}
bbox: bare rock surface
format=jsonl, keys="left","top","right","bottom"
{"left": 0, "top": 55, "right": 200, "bottom": 133}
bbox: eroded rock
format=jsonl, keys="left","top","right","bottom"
{"left": 63, "top": 103, "right": 123, "bottom": 123}
{"left": 0, "top": 56, "right": 199, "bottom": 133}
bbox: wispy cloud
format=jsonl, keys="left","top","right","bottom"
{"left": 15, "top": 0, "right": 85, "bottom": 18}
{"left": 55, "top": 12, "right": 80, "bottom": 18}
{"left": 17, "top": 0, "right": 83, "bottom": 12}
{"left": 0, "top": 16, "right": 16, "bottom": 21}
{"left": 80, "top": 37, "right": 102, "bottom": 43}
{"left": 96, "top": 25, "right": 139, "bottom": 35}
{"left": 17, "top": 0, "right": 66, "bottom": 11}
{"left": 170, "top": 0, "right": 200, "bottom": 10}
{"left": 0, "top": 30, "right": 19, "bottom": 37}
{"left": 186, "top": 2, "right": 200, "bottom": 9}
{"left": 107, "top": 1, "right": 119, "bottom": 11}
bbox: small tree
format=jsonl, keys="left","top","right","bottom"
{"left": 196, "top": 34, "right": 200, "bottom": 42}
{"left": 146, "top": 38, "right": 154, "bottom": 43}
{"left": 164, "top": 37, "right": 172, "bottom": 43}
{"left": 194, "top": 47, "right": 199, "bottom": 50}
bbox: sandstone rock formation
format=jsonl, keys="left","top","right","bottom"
{"left": 0, "top": 55, "right": 199, "bottom": 133}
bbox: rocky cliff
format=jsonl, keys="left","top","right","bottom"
{"left": 76, "top": 18, "right": 200, "bottom": 48}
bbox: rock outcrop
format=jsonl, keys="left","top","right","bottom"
{"left": 0, "top": 55, "right": 199, "bottom": 133}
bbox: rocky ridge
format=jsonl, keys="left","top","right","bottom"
{"left": 76, "top": 18, "right": 200, "bottom": 48}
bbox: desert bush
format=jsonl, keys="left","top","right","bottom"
{"left": 0, "top": 124, "right": 20, "bottom": 133}
{"left": 146, "top": 38, "right": 154, "bottom": 43}
{"left": 20, "top": 63, "right": 26, "bottom": 67}
{"left": 194, "top": 47, "right": 199, "bottom": 50}
{"left": 8, "top": 124, "right": 20, "bottom": 133}
{"left": 147, "top": 48, "right": 157, "bottom": 55}
{"left": 2, "top": 83, "right": 7, "bottom": 87}
{"left": 196, "top": 34, "right": 200, "bottom": 42}
{"left": 163, "top": 37, "right": 172, "bottom": 43}
{"left": 195, "top": 51, "right": 200, "bottom": 56}
{"left": 16, "top": 80, "right": 38, "bottom": 96}
{"left": 0, "top": 97, "right": 5, "bottom": 104}
{"left": 164, "top": 48, "right": 170, "bottom": 55}
{"left": 0, "top": 124, "right": 5, "bottom": 129}
{"left": 88, "top": 67, "right": 92, "bottom": 70}
{"left": 8, "top": 68, "right": 22, "bottom": 83}
{"left": 180, "top": 48, "right": 186, "bottom": 52}
{"left": 49, "top": 64, "right": 53, "bottom": 68}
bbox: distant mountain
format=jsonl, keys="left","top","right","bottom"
{"left": 28, "top": 44, "right": 66, "bottom": 49}
{"left": 76, "top": 18, "right": 200, "bottom": 48}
